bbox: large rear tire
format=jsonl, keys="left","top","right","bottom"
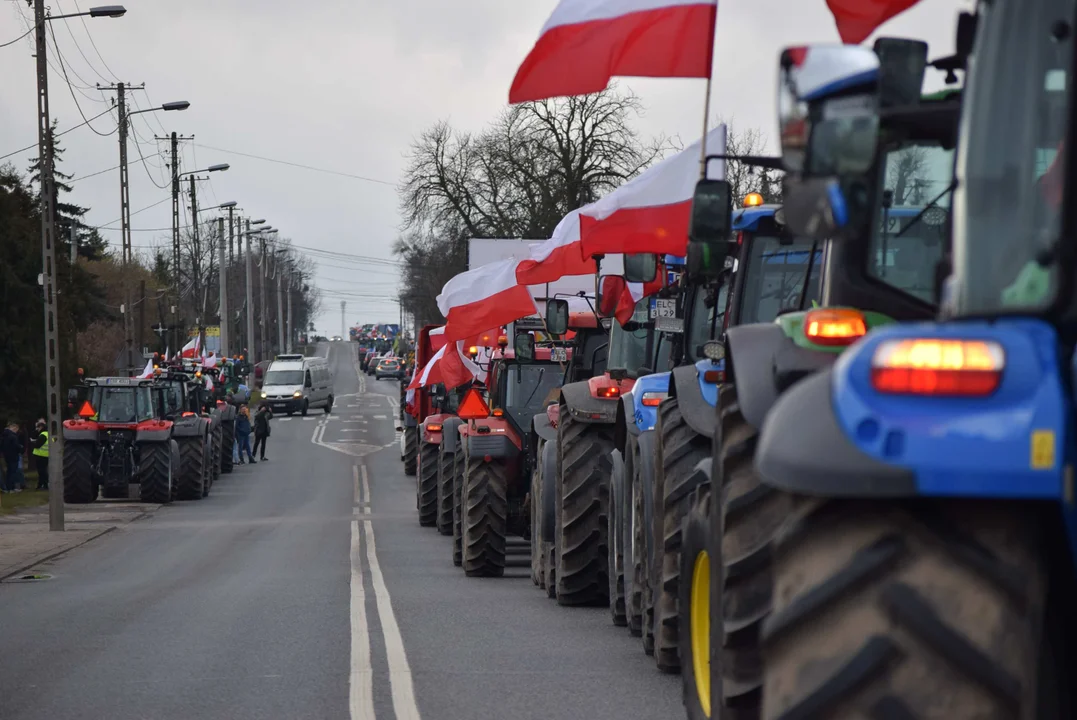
{"left": 608, "top": 448, "right": 628, "bottom": 627}
{"left": 417, "top": 441, "right": 438, "bottom": 526}
{"left": 62, "top": 441, "right": 96, "bottom": 504}
{"left": 679, "top": 485, "right": 711, "bottom": 720}
{"left": 138, "top": 442, "right": 173, "bottom": 504}
{"left": 530, "top": 438, "right": 546, "bottom": 587}
{"left": 462, "top": 457, "right": 508, "bottom": 577}
{"left": 762, "top": 498, "right": 1045, "bottom": 720}
{"left": 654, "top": 397, "right": 710, "bottom": 673}
{"left": 717, "top": 384, "right": 782, "bottom": 717}
{"left": 633, "top": 444, "right": 654, "bottom": 649}
{"left": 403, "top": 425, "right": 418, "bottom": 477}
{"left": 555, "top": 406, "right": 613, "bottom": 606}
{"left": 436, "top": 444, "right": 455, "bottom": 535}
{"left": 206, "top": 426, "right": 221, "bottom": 495}
{"left": 452, "top": 441, "right": 465, "bottom": 567}
{"left": 175, "top": 436, "right": 206, "bottom": 501}
{"left": 625, "top": 434, "right": 644, "bottom": 636}
{"left": 220, "top": 419, "right": 235, "bottom": 474}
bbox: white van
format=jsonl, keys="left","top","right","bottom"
{"left": 261, "top": 354, "right": 334, "bottom": 415}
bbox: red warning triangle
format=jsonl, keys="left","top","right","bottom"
{"left": 457, "top": 387, "right": 490, "bottom": 420}
{"left": 78, "top": 401, "right": 96, "bottom": 417}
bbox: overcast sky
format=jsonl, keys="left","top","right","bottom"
{"left": 0, "top": 0, "right": 971, "bottom": 334}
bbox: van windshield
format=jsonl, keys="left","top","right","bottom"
{"left": 264, "top": 370, "right": 304, "bottom": 386}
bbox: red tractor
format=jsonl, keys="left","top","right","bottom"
{"left": 402, "top": 324, "right": 444, "bottom": 478}
{"left": 62, "top": 377, "right": 179, "bottom": 504}
{"left": 450, "top": 330, "right": 568, "bottom": 577}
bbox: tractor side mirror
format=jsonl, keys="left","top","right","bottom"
{"left": 623, "top": 253, "right": 657, "bottom": 283}
{"left": 597, "top": 275, "right": 628, "bottom": 319}
{"left": 687, "top": 178, "right": 734, "bottom": 277}
{"left": 545, "top": 298, "right": 569, "bottom": 335}
{"left": 514, "top": 333, "right": 536, "bottom": 362}
{"left": 873, "top": 37, "right": 928, "bottom": 108}
{"left": 67, "top": 388, "right": 79, "bottom": 404}
{"left": 778, "top": 44, "right": 880, "bottom": 176}
{"left": 781, "top": 176, "right": 851, "bottom": 241}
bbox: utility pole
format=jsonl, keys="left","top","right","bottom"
{"left": 217, "top": 216, "right": 228, "bottom": 358}
{"left": 276, "top": 254, "right": 286, "bottom": 354}
{"left": 260, "top": 236, "right": 269, "bottom": 362}
{"left": 35, "top": 0, "right": 64, "bottom": 531}
{"left": 138, "top": 279, "right": 146, "bottom": 355}
{"left": 118, "top": 82, "right": 133, "bottom": 374}
{"left": 341, "top": 301, "right": 346, "bottom": 340}
{"left": 189, "top": 175, "right": 205, "bottom": 352}
{"left": 227, "top": 206, "right": 235, "bottom": 265}
{"left": 245, "top": 220, "right": 255, "bottom": 366}
{"left": 69, "top": 221, "right": 77, "bottom": 265}
{"left": 286, "top": 270, "right": 294, "bottom": 353}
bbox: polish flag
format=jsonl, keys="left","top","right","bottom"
{"left": 509, "top": 0, "right": 718, "bottom": 104}
{"left": 437, "top": 258, "right": 538, "bottom": 342}
{"left": 515, "top": 209, "right": 597, "bottom": 285}
{"left": 579, "top": 124, "right": 727, "bottom": 259}
{"left": 180, "top": 336, "right": 201, "bottom": 359}
{"left": 137, "top": 357, "right": 154, "bottom": 378}
{"left": 429, "top": 326, "right": 448, "bottom": 352}
{"left": 600, "top": 266, "right": 667, "bottom": 325}
{"left": 408, "top": 345, "right": 448, "bottom": 391}
{"left": 201, "top": 353, "right": 218, "bottom": 368}
{"left": 827, "top": 0, "right": 922, "bottom": 44}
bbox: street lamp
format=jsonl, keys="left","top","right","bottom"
{"left": 34, "top": 0, "right": 128, "bottom": 532}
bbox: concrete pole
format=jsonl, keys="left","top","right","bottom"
{"left": 244, "top": 221, "right": 255, "bottom": 366}
{"left": 217, "top": 216, "right": 228, "bottom": 358}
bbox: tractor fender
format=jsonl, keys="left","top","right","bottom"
{"left": 440, "top": 417, "right": 463, "bottom": 453}
{"left": 422, "top": 412, "right": 453, "bottom": 446}
{"left": 136, "top": 428, "right": 173, "bottom": 444}
{"left": 216, "top": 403, "right": 237, "bottom": 421}
{"left": 560, "top": 379, "right": 617, "bottom": 425}
{"left": 62, "top": 426, "right": 99, "bottom": 442}
{"left": 613, "top": 393, "right": 635, "bottom": 455}
{"left": 467, "top": 433, "right": 518, "bottom": 461}
{"left": 169, "top": 417, "right": 205, "bottom": 438}
{"left": 726, "top": 324, "right": 788, "bottom": 430}
{"left": 756, "top": 369, "right": 916, "bottom": 496}
{"left": 540, "top": 437, "right": 558, "bottom": 543}
{"left": 668, "top": 364, "right": 716, "bottom": 439}
{"left": 532, "top": 412, "right": 558, "bottom": 444}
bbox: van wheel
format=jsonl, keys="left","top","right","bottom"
{"left": 325, "top": 396, "right": 333, "bottom": 414}
{"left": 301, "top": 400, "right": 309, "bottom": 416}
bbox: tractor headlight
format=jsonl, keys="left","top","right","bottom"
{"left": 702, "top": 340, "right": 724, "bottom": 361}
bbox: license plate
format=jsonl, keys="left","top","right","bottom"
{"left": 551, "top": 347, "right": 568, "bottom": 362}
{"left": 655, "top": 298, "right": 676, "bottom": 319}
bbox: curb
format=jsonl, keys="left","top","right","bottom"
{"left": 0, "top": 526, "right": 117, "bottom": 581}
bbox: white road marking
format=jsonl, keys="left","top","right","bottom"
{"left": 278, "top": 417, "right": 292, "bottom": 422}
{"left": 341, "top": 429, "right": 362, "bottom": 433}
{"left": 349, "top": 521, "right": 376, "bottom": 719}
{"left": 362, "top": 519, "right": 421, "bottom": 720}
{"left": 373, "top": 415, "right": 387, "bottom": 419}
{"left": 304, "top": 416, "right": 318, "bottom": 421}
{"left": 353, "top": 465, "right": 362, "bottom": 504}
{"left": 360, "top": 463, "right": 370, "bottom": 503}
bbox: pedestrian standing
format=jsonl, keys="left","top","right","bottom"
{"left": 31, "top": 419, "right": 49, "bottom": 490}
{"left": 1, "top": 423, "right": 21, "bottom": 493}
{"left": 235, "top": 406, "right": 256, "bottom": 464}
{"left": 252, "top": 403, "right": 272, "bottom": 461}
{"left": 13, "top": 423, "right": 27, "bottom": 490}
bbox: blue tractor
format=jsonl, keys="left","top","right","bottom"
{"left": 744, "top": 8, "right": 1076, "bottom": 717}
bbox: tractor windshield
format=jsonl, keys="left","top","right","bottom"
{"left": 504, "top": 363, "right": 566, "bottom": 430}
{"left": 92, "top": 386, "right": 155, "bottom": 423}
{"left": 740, "top": 235, "right": 822, "bottom": 323}
{"left": 686, "top": 283, "right": 730, "bottom": 362}
{"left": 607, "top": 299, "right": 650, "bottom": 376}
{"left": 951, "top": 0, "right": 1073, "bottom": 314}
{"left": 868, "top": 142, "right": 953, "bottom": 304}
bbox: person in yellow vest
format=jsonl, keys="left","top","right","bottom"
{"left": 31, "top": 419, "right": 49, "bottom": 490}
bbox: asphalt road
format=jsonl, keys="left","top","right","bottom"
{"left": 0, "top": 342, "right": 681, "bottom": 720}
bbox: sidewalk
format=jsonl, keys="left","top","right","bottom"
{"left": 0, "top": 500, "right": 159, "bottom": 580}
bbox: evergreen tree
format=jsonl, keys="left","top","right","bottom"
{"left": 27, "top": 121, "right": 109, "bottom": 261}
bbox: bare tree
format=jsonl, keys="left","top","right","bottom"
{"left": 717, "top": 118, "right": 784, "bottom": 205}
{"left": 886, "top": 146, "right": 929, "bottom": 205}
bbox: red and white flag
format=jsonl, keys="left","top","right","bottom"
{"left": 826, "top": 0, "right": 922, "bottom": 44}
{"left": 180, "top": 336, "right": 201, "bottom": 359}
{"left": 516, "top": 209, "right": 597, "bottom": 285}
{"left": 599, "top": 266, "right": 667, "bottom": 326}
{"left": 579, "top": 124, "right": 726, "bottom": 259}
{"left": 437, "top": 258, "right": 537, "bottom": 342}
{"left": 510, "top": 0, "right": 718, "bottom": 104}
{"left": 137, "top": 357, "right": 154, "bottom": 378}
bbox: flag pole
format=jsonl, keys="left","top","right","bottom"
{"left": 699, "top": 6, "right": 718, "bottom": 178}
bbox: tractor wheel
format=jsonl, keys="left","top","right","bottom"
{"left": 175, "top": 437, "right": 206, "bottom": 500}
{"left": 530, "top": 438, "right": 546, "bottom": 587}
{"left": 555, "top": 406, "right": 614, "bottom": 606}
{"left": 633, "top": 436, "right": 656, "bottom": 653}
{"left": 462, "top": 456, "right": 508, "bottom": 577}
{"left": 718, "top": 383, "right": 786, "bottom": 716}
{"left": 403, "top": 425, "right": 418, "bottom": 477}
{"left": 436, "top": 444, "right": 455, "bottom": 535}
{"left": 608, "top": 448, "right": 628, "bottom": 627}
{"left": 206, "top": 426, "right": 222, "bottom": 495}
{"left": 625, "top": 434, "right": 643, "bottom": 636}
{"left": 138, "top": 441, "right": 173, "bottom": 504}
{"left": 62, "top": 441, "right": 97, "bottom": 504}
{"left": 654, "top": 398, "right": 711, "bottom": 673}
{"left": 762, "top": 498, "right": 1045, "bottom": 720}
{"left": 679, "top": 486, "right": 711, "bottom": 720}
{"left": 451, "top": 440, "right": 465, "bottom": 567}
{"left": 220, "top": 419, "right": 235, "bottom": 474}
{"left": 417, "top": 441, "right": 438, "bottom": 526}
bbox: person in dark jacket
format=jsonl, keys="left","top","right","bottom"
{"left": 1, "top": 423, "right": 21, "bottom": 493}
{"left": 234, "top": 406, "right": 256, "bottom": 464}
{"left": 252, "top": 403, "right": 272, "bottom": 461}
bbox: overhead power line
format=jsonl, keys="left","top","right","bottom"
{"left": 0, "top": 107, "right": 115, "bottom": 161}
{"left": 0, "top": 26, "right": 32, "bottom": 48}
{"left": 191, "top": 142, "right": 396, "bottom": 186}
